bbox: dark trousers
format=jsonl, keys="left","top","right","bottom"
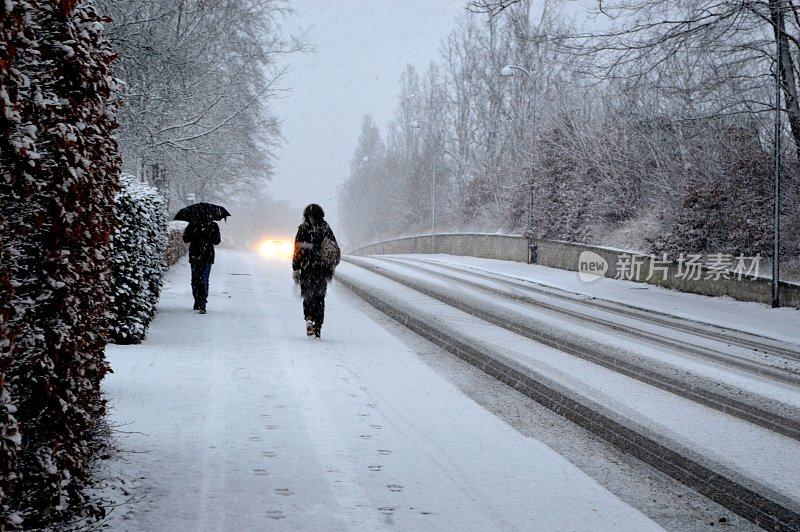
{"left": 300, "top": 278, "right": 328, "bottom": 328}
{"left": 191, "top": 262, "right": 212, "bottom": 309}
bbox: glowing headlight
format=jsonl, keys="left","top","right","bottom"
{"left": 256, "top": 238, "right": 293, "bottom": 259}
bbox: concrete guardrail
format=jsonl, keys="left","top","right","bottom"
{"left": 349, "top": 233, "right": 800, "bottom": 307}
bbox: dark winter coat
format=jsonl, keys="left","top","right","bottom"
{"left": 293, "top": 216, "right": 337, "bottom": 282}
{"left": 183, "top": 222, "right": 221, "bottom": 264}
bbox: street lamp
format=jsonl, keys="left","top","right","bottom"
{"left": 361, "top": 155, "right": 386, "bottom": 247}
{"left": 500, "top": 64, "right": 535, "bottom": 83}
{"left": 772, "top": 21, "right": 782, "bottom": 308}
{"left": 500, "top": 64, "right": 537, "bottom": 263}
{"left": 410, "top": 119, "right": 438, "bottom": 253}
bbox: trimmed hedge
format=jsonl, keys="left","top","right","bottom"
{"left": 108, "top": 175, "right": 167, "bottom": 344}
{"left": 0, "top": 0, "right": 121, "bottom": 526}
{"left": 166, "top": 221, "right": 190, "bottom": 267}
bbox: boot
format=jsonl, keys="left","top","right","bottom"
{"left": 306, "top": 320, "right": 315, "bottom": 337}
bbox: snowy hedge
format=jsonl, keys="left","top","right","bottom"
{"left": 166, "top": 221, "right": 190, "bottom": 266}
{"left": 108, "top": 176, "right": 167, "bottom": 344}
{"left": 0, "top": 0, "right": 121, "bottom": 527}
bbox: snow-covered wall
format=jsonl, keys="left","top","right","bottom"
{"left": 351, "top": 233, "right": 531, "bottom": 262}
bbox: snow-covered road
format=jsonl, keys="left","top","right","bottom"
{"left": 335, "top": 254, "right": 800, "bottom": 528}
{"left": 102, "top": 249, "right": 660, "bottom": 530}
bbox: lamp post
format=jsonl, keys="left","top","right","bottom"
{"left": 500, "top": 64, "right": 535, "bottom": 83}
{"left": 410, "top": 119, "right": 437, "bottom": 253}
{"left": 500, "top": 64, "right": 537, "bottom": 263}
{"left": 362, "top": 155, "right": 386, "bottom": 252}
{"left": 771, "top": 3, "right": 783, "bottom": 308}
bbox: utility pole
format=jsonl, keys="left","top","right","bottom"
{"left": 771, "top": 0, "right": 784, "bottom": 308}
{"left": 432, "top": 139, "right": 437, "bottom": 253}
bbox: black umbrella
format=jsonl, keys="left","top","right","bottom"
{"left": 174, "top": 202, "right": 230, "bottom": 223}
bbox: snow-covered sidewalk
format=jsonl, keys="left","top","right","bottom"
{"left": 102, "top": 249, "right": 659, "bottom": 530}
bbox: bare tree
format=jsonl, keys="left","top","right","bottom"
{"left": 96, "top": 0, "right": 304, "bottom": 205}
{"left": 338, "top": 0, "right": 799, "bottom": 274}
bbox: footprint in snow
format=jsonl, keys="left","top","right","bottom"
{"left": 359, "top": 434, "right": 373, "bottom": 440}
{"left": 377, "top": 449, "right": 392, "bottom": 455}
{"left": 248, "top": 436, "right": 262, "bottom": 442}
{"left": 378, "top": 507, "right": 395, "bottom": 516}
{"left": 370, "top": 424, "right": 382, "bottom": 430}
{"left": 368, "top": 465, "right": 382, "bottom": 472}
{"left": 265, "top": 510, "right": 285, "bottom": 520}
{"left": 387, "top": 484, "right": 403, "bottom": 492}
{"left": 274, "top": 488, "right": 293, "bottom": 496}
{"left": 265, "top": 425, "right": 278, "bottom": 430}
{"left": 252, "top": 468, "right": 269, "bottom": 476}
{"left": 262, "top": 451, "right": 277, "bottom": 458}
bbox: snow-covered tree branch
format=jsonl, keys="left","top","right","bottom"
{"left": 339, "top": 0, "right": 800, "bottom": 277}
{"left": 95, "top": 0, "right": 305, "bottom": 207}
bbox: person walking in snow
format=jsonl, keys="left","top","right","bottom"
{"left": 292, "top": 204, "right": 340, "bottom": 338}
{"left": 183, "top": 221, "right": 221, "bottom": 314}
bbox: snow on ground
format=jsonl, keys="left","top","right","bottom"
{"left": 399, "top": 254, "right": 800, "bottom": 345}
{"left": 336, "top": 262, "right": 800, "bottom": 505}
{"left": 101, "top": 249, "right": 660, "bottom": 531}
{"left": 359, "top": 257, "right": 800, "bottom": 408}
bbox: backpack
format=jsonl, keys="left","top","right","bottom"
{"left": 319, "top": 234, "right": 341, "bottom": 269}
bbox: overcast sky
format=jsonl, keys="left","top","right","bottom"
{"left": 268, "top": 1, "right": 599, "bottom": 226}
{"left": 269, "top": 0, "right": 469, "bottom": 224}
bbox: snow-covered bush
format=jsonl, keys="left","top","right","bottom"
{"left": 0, "top": 0, "right": 120, "bottom": 526}
{"left": 108, "top": 175, "right": 167, "bottom": 344}
{"left": 166, "top": 221, "right": 190, "bottom": 266}
{"left": 652, "top": 134, "right": 773, "bottom": 259}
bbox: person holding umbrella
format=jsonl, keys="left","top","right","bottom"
{"left": 174, "top": 202, "right": 229, "bottom": 314}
